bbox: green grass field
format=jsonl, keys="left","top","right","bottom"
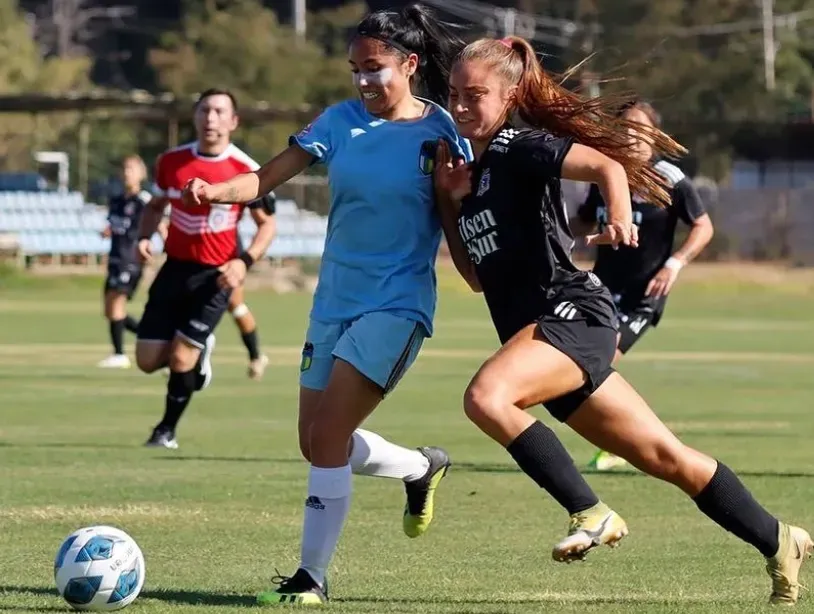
{"left": 1, "top": 265, "right": 813, "bottom": 613}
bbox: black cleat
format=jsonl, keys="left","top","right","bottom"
{"left": 403, "top": 446, "right": 451, "bottom": 538}
{"left": 144, "top": 425, "right": 178, "bottom": 449}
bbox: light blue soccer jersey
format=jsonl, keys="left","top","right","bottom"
{"left": 290, "top": 99, "right": 471, "bottom": 336}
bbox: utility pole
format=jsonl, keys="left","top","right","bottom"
{"left": 39, "top": 0, "right": 135, "bottom": 58}
{"left": 294, "top": 0, "right": 306, "bottom": 39}
{"left": 761, "top": 0, "right": 776, "bottom": 91}
{"left": 502, "top": 8, "right": 517, "bottom": 37}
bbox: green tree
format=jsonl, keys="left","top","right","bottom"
{"left": 149, "top": 0, "right": 361, "bottom": 158}
{"left": 0, "top": 0, "right": 90, "bottom": 171}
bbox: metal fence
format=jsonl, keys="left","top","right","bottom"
{"left": 279, "top": 175, "right": 814, "bottom": 265}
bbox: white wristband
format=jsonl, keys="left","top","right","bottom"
{"left": 664, "top": 256, "right": 684, "bottom": 271}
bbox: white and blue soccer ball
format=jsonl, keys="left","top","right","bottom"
{"left": 54, "top": 525, "right": 145, "bottom": 611}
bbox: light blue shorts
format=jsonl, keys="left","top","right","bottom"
{"left": 299, "top": 311, "right": 427, "bottom": 394}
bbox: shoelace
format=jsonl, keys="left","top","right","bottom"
{"left": 270, "top": 569, "right": 292, "bottom": 589}
{"left": 568, "top": 512, "right": 590, "bottom": 535}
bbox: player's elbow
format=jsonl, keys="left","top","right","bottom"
{"left": 596, "top": 158, "right": 627, "bottom": 188}
{"left": 695, "top": 213, "right": 714, "bottom": 239}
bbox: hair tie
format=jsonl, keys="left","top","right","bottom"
{"left": 499, "top": 38, "right": 513, "bottom": 50}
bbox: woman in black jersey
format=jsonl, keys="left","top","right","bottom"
{"left": 98, "top": 155, "right": 152, "bottom": 369}
{"left": 435, "top": 36, "right": 810, "bottom": 604}
{"left": 574, "top": 101, "right": 715, "bottom": 472}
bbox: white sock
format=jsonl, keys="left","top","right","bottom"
{"left": 298, "top": 464, "right": 352, "bottom": 587}
{"left": 348, "top": 429, "right": 430, "bottom": 481}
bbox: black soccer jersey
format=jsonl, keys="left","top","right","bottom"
{"left": 577, "top": 159, "right": 706, "bottom": 312}
{"left": 108, "top": 190, "right": 151, "bottom": 265}
{"left": 458, "top": 123, "right": 616, "bottom": 344}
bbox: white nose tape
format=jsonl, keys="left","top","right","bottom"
{"left": 353, "top": 67, "right": 394, "bottom": 88}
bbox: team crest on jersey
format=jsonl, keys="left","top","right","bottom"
{"left": 418, "top": 140, "right": 438, "bottom": 175}
{"left": 124, "top": 202, "right": 135, "bottom": 216}
{"left": 300, "top": 342, "right": 314, "bottom": 372}
{"left": 477, "top": 169, "right": 491, "bottom": 196}
{"left": 587, "top": 272, "right": 601, "bottom": 287}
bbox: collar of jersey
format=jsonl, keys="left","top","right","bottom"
{"left": 357, "top": 97, "right": 437, "bottom": 126}
{"left": 193, "top": 143, "right": 234, "bottom": 162}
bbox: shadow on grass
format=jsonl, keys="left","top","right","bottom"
{"left": 0, "top": 585, "right": 255, "bottom": 609}
{"left": 0, "top": 584, "right": 760, "bottom": 609}
{"left": 454, "top": 461, "right": 814, "bottom": 479}
{"left": 141, "top": 588, "right": 256, "bottom": 607}
{"left": 0, "top": 585, "right": 61, "bottom": 612}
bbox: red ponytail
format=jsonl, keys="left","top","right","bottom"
{"left": 457, "top": 36, "right": 686, "bottom": 207}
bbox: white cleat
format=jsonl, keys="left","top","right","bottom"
{"left": 767, "top": 523, "right": 813, "bottom": 605}
{"left": 199, "top": 333, "right": 215, "bottom": 389}
{"left": 97, "top": 354, "right": 131, "bottom": 369}
{"left": 552, "top": 503, "right": 629, "bottom": 563}
{"left": 248, "top": 354, "right": 269, "bottom": 380}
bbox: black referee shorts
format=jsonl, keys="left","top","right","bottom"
{"left": 137, "top": 258, "right": 232, "bottom": 348}
{"left": 536, "top": 314, "right": 617, "bottom": 423}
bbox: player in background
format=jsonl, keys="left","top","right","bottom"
{"left": 574, "top": 100, "right": 715, "bottom": 471}
{"left": 135, "top": 88, "right": 277, "bottom": 449}
{"left": 97, "top": 155, "right": 153, "bottom": 369}
{"left": 436, "top": 35, "right": 811, "bottom": 605}
{"left": 229, "top": 233, "right": 270, "bottom": 380}
{"left": 182, "top": 5, "right": 468, "bottom": 605}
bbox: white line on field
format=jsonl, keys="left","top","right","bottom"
{"left": 0, "top": 344, "right": 811, "bottom": 363}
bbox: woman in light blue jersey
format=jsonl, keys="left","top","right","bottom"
{"left": 182, "top": 3, "right": 469, "bottom": 604}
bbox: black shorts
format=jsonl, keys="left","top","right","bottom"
{"left": 616, "top": 307, "right": 657, "bottom": 354}
{"left": 137, "top": 258, "right": 232, "bottom": 348}
{"left": 536, "top": 315, "right": 617, "bottom": 422}
{"left": 104, "top": 262, "right": 142, "bottom": 300}
{"left": 614, "top": 296, "right": 667, "bottom": 354}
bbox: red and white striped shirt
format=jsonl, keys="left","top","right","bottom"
{"left": 153, "top": 142, "right": 259, "bottom": 266}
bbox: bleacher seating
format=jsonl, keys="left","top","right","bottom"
{"left": 0, "top": 192, "right": 327, "bottom": 260}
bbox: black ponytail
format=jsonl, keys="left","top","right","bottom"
{"left": 354, "top": 3, "right": 465, "bottom": 106}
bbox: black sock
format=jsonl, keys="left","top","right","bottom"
{"left": 109, "top": 319, "right": 125, "bottom": 355}
{"left": 158, "top": 370, "right": 197, "bottom": 432}
{"left": 124, "top": 315, "right": 139, "bottom": 333}
{"left": 241, "top": 329, "right": 260, "bottom": 361}
{"left": 506, "top": 421, "right": 600, "bottom": 515}
{"left": 694, "top": 462, "right": 779, "bottom": 557}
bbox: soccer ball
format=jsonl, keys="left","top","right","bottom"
{"left": 54, "top": 525, "right": 145, "bottom": 611}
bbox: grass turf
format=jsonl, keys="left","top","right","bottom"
{"left": 1, "top": 265, "right": 813, "bottom": 613}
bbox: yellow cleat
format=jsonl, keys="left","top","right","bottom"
{"left": 257, "top": 569, "right": 328, "bottom": 607}
{"left": 552, "top": 502, "right": 629, "bottom": 563}
{"left": 767, "top": 523, "right": 813, "bottom": 606}
{"left": 403, "top": 446, "right": 451, "bottom": 538}
{"left": 588, "top": 450, "right": 628, "bottom": 471}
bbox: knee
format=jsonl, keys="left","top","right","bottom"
{"left": 135, "top": 350, "right": 159, "bottom": 374}
{"left": 463, "top": 380, "right": 504, "bottom": 430}
{"left": 168, "top": 344, "right": 199, "bottom": 372}
{"left": 309, "top": 416, "right": 353, "bottom": 462}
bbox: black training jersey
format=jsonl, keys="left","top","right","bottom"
{"left": 458, "top": 123, "right": 616, "bottom": 344}
{"left": 577, "top": 159, "right": 706, "bottom": 311}
{"left": 108, "top": 190, "right": 151, "bottom": 265}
